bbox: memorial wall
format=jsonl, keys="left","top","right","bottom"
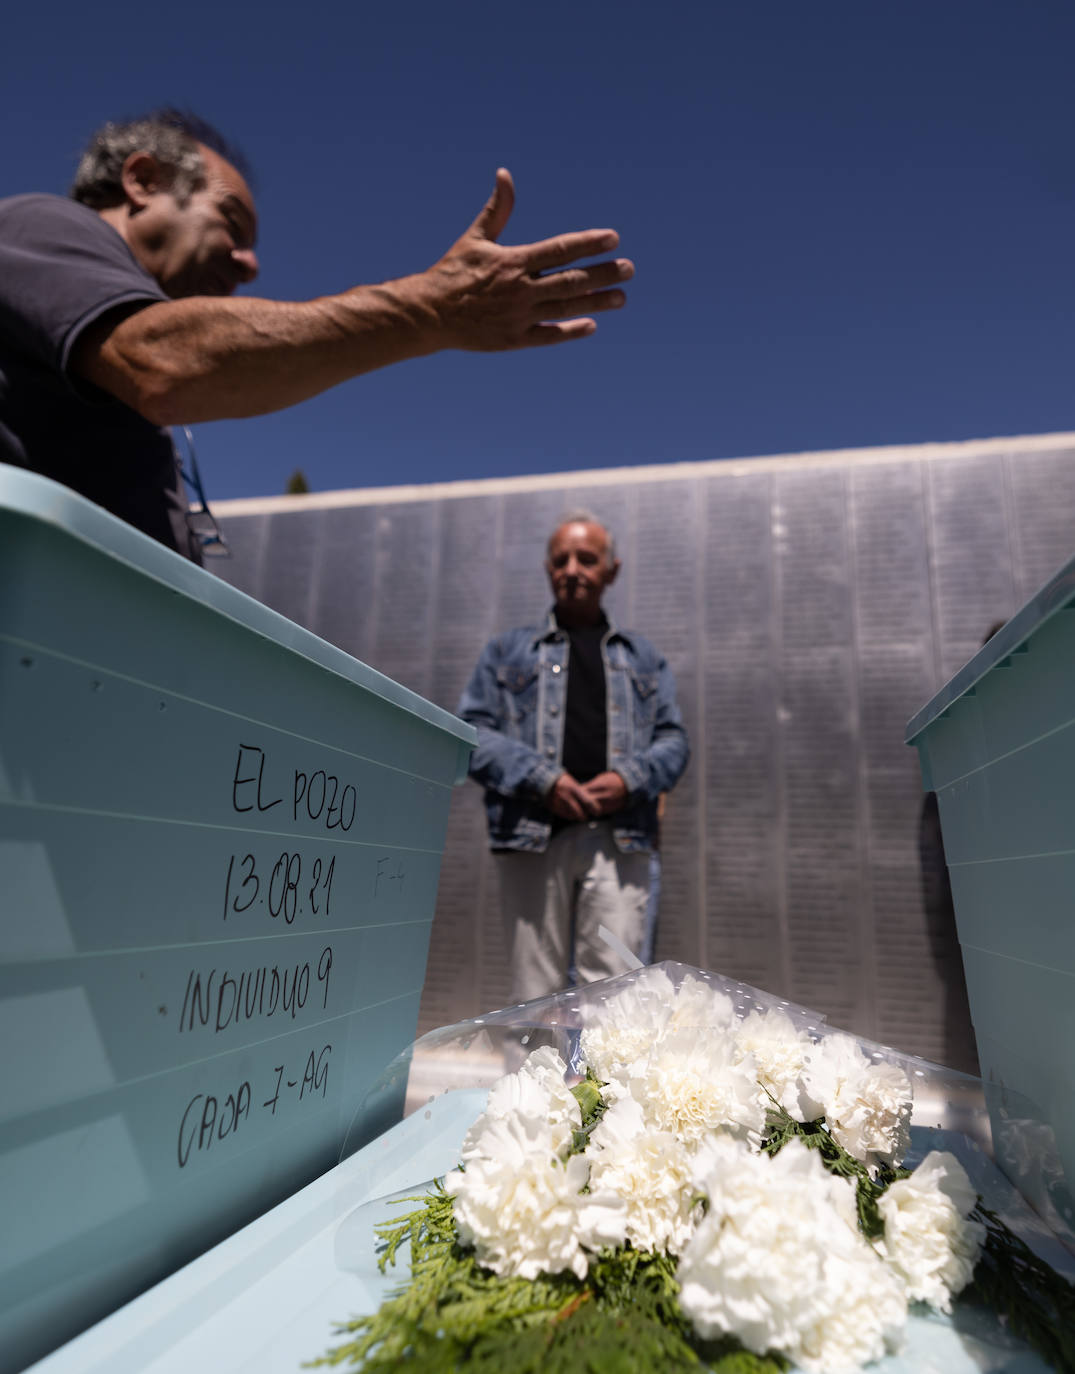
{"left": 213, "top": 433, "right": 1075, "bottom": 1071}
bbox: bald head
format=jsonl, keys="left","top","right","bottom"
{"left": 545, "top": 518, "right": 620, "bottom": 626}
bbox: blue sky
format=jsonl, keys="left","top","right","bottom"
{"left": 6, "top": 1, "right": 1075, "bottom": 499}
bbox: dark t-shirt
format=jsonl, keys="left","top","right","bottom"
{"left": 559, "top": 615, "right": 608, "bottom": 784}
{"left": 550, "top": 612, "right": 610, "bottom": 835}
{"left": 0, "top": 193, "right": 201, "bottom": 560}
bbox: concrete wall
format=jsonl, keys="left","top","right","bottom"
{"left": 212, "top": 433, "right": 1075, "bottom": 1070}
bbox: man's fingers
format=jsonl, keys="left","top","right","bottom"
{"left": 576, "top": 772, "right": 627, "bottom": 817}
{"left": 551, "top": 774, "right": 591, "bottom": 821}
{"left": 569, "top": 782, "right": 599, "bottom": 811}
{"left": 530, "top": 258, "right": 634, "bottom": 302}
{"left": 553, "top": 793, "right": 587, "bottom": 821}
{"left": 531, "top": 289, "right": 628, "bottom": 323}
{"left": 523, "top": 228, "right": 620, "bottom": 273}
{"left": 523, "top": 320, "right": 599, "bottom": 346}
{"left": 469, "top": 167, "right": 515, "bottom": 243}
{"left": 433, "top": 187, "right": 629, "bottom": 352}
{"left": 561, "top": 777, "right": 601, "bottom": 817}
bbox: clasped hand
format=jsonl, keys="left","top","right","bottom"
{"left": 548, "top": 770, "right": 629, "bottom": 822}
{"left": 424, "top": 168, "right": 634, "bottom": 350}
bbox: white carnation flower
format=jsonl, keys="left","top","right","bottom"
{"left": 879, "top": 1150, "right": 985, "bottom": 1312}
{"left": 459, "top": 1046, "right": 580, "bottom": 1161}
{"left": 579, "top": 967, "right": 678, "bottom": 1080}
{"left": 580, "top": 968, "right": 735, "bottom": 1082}
{"left": 625, "top": 1027, "right": 767, "bottom": 1146}
{"left": 801, "top": 1034, "right": 912, "bottom": 1169}
{"left": 586, "top": 1095, "right": 701, "bottom": 1254}
{"left": 666, "top": 974, "right": 736, "bottom": 1033}
{"left": 795, "top": 1252, "right": 908, "bottom": 1374}
{"left": 445, "top": 1110, "right": 625, "bottom": 1280}
{"left": 678, "top": 1137, "right": 906, "bottom": 1374}
{"left": 733, "top": 1008, "right": 814, "bottom": 1120}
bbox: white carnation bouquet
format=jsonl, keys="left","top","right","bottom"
{"left": 316, "top": 963, "right": 1074, "bottom": 1374}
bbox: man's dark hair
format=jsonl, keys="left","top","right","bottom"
{"left": 70, "top": 108, "right": 252, "bottom": 209}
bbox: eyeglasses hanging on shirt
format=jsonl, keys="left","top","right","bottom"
{"left": 173, "top": 425, "right": 231, "bottom": 558}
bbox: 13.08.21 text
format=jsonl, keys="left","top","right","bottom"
{"left": 222, "top": 850, "right": 336, "bottom": 923}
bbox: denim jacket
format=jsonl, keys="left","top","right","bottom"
{"left": 457, "top": 611, "right": 690, "bottom": 853}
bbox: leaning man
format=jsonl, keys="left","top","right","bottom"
{"left": 458, "top": 511, "right": 689, "bottom": 1003}
{"left": 0, "top": 110, "right": 632, "bottom": 561}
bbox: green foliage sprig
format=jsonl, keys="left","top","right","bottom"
{"left": 308, "top": 1179, "right": 787, "bottom": 1373}
{"left": 760, "top": 1103, "right": 908, "bottom": 1238}
{"left": 568, "top": 1068, "right": 609, "bottom": 1158}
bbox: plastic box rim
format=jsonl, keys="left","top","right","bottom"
{"left": 0, "top": 463, "right": 477, "bottom": 749}
{"left": 905, "top": 550, "right": 1075, "bottom": 745}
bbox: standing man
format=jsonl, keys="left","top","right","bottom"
{"left": 458, "top": 511, "right": 689, "bottom": 1003}
{"left": 0, "top": 110, "right": 633, "bottom": 561}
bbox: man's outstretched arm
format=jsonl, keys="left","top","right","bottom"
{"left": 72, "top": 169, "right": 633, "bottom": 426}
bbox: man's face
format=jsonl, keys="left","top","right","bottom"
{"left": 139, "top": 144, "right": 260, "bottom": 299}
{"left": 545, "top": 521, "right": 619, "bottom": 623}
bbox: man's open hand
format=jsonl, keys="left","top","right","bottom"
{"left": 423, "top": 168, "right": 634, "bottom": 351}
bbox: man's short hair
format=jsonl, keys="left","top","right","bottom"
{"left": 70, "top": 108, "right": 252, "bottom": 210}
{"left": 548, "top": 507, "right": 617, "bottom": 567}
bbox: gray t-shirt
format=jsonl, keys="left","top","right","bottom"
{"left": 0, "top": 193, "right": 201, "bottom": 560}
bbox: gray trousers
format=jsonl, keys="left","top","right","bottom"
{"left": 496, "top": 820, "right": 650, "bottom": 1004}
